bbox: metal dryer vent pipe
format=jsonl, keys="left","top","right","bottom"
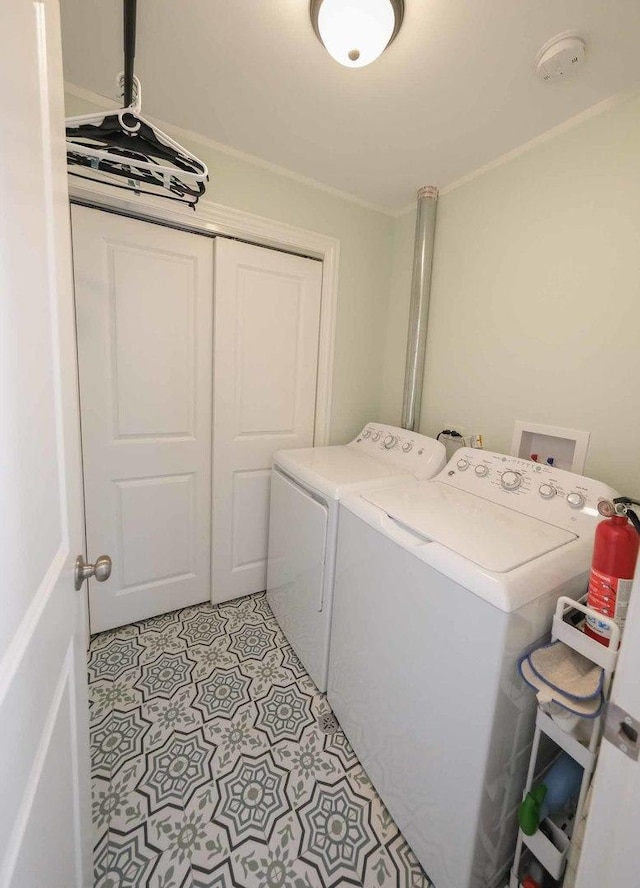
{"left": 401, "top": 185, "right": 439, "bottom": 431}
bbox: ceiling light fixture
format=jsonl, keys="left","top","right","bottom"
{"left": 310, "top": 0, "right": 404, "bottom": 69}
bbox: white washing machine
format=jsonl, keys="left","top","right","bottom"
{"left": 266, "top": 423, "right": 446, "bottom": 691}
{"left": 327, "top": 448, "right": 618, "bottom": 888}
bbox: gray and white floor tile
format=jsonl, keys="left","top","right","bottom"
{"left": 89, "top": 592, "right": 434, "bottom": 888}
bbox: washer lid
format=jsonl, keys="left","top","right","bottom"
{"left": 363, "top": 482, "right": 577, "bottom": 572}
{"left": 274, "top": 447, "right": 410, "bottom": 499}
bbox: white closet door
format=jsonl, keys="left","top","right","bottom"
{"left": 73, "top": 207, "right": 214, "bottom": 632}
{"left": 212, "top": 238, "right": 322, "bottom": 602}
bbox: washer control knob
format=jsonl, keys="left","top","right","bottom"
{"left": 501, "top": 470, "right": 522, "bottom": 490}
{"left": 539, "top": 483, "right": 556, "bottom": 499}
{"left": 362, "top": 429, "right": 371, "bottom": 438}
{"left": 372, "top": 432, "right": 381, "bottom": 442}
{"left": 457, "top": 458, "right": 469, "bottom": 471}
{"left": 474, "top": 465, "right": 489, "bottom": 477}
{"left": 402, "top": 441, "right": 413, "bottom": 453}
{"left": 567, "top": 491, "right": 585, "bottom": 509}
{"left": 384, "top": 435, "right": 398, "bottom": 450}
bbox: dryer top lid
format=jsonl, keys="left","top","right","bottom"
{"left": 276, "top": 446, "right": 409, "bottom": 490}
{"left": 272, "top": 423, "right": 446, "bottom": 499}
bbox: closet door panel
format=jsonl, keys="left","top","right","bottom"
{"left": 116, "top": 473, "right": 194, "bottom": 587}
{"left": 213, "top": 239, "right": 322, "bottom": 602}
{"left": 231, "top": 469, "right": 272, "bottom": 568}
{"left": 73, "top": 207, "right": 213, "bottom": 632}
{"left": 108, "top": 244, "right": 195, "bottom": 437}
{"left": 236, "top": 276, "right": 302, "bottom": 432}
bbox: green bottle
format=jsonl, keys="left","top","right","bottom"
{"left": 518, "top": 785, "right": 547, "bottom": 836}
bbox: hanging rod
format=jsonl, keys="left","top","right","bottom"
{"left": 123, "top": 0, "right": 137, "bottom": 107}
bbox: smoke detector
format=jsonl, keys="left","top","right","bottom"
{"left": 535, "top": 33, "right": 586, "bottom": 82}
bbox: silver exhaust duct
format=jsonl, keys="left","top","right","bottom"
{"left": 401, "top": 185, "right": 439, "bottom": 431}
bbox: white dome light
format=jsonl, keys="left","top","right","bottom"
{"left": 311, "top": 0, "right": 404, "bottom": 69}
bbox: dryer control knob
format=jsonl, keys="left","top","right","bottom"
{"left": 457, "top": 458, "right": 469, "bottom": 470}
{"left": 567, "top": 491, "right": 585, "bottom": 509}
{"left": 402, "top": 441, "right": 413, "bottom": 453}
{"left": 384, "top": 435, "right": 398, "bottom": 449}
{"left": 372, "top": 432, "right": 381, "bottom": 442}
{"left": 501, "top": 470, "right": 522, "bottom": 490}
{"left": 475, "top": 465, "right": 489, "bottom": 477}
{"left": 539, "top": 483, "right": 556, "bottom": 499}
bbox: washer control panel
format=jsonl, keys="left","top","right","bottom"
{"left": 352, "top": 423, "right": 446, "bottom": 480}
{"left": 438, "top": 447, "right": 618, "bottom": 533}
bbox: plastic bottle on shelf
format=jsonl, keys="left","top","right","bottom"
{"left": 518, "top": 753, "right": 583, "bottom": 836}
{"left": 521, "top": 860, "right": 545, "bottom": 887}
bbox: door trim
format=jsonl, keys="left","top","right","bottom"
{"left": 68, "top": 181, "right": 338, "bottom": 446}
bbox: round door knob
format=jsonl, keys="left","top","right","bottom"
{"left": 372, "top": 432, "right": 381, "bottom": 441}
{"left": 501, "top": 470, "right": 522, "bottom": 490}
{"left": 567, "top": 491, "right": 585, "bottom": 509}
{"left": 74, "top": 554, "right": 112, "bottom": 590}
{"left": 456, "top": 458, "right": 469, "bottom": 470}
{"left": 384, "top": 435, "right": 397, "bottom": 450}
{"left": 474, "top": 465, "right": 489, "bottom": 477}
{"left": 402, "top": 442, "right": 413, "bottom": 453}
{"left": 539, "top": 483, "right": 556, "bottom": 499}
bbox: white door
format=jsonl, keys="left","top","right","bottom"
{"left": 574, "top": 551, "right": 640, "bottom": 888}
{"left": 73, "top": 208, "right": 214, "bottom": 632}
{"left": 212, "top": 238, "right": 323, "bottom": 602}
{"left": 0, "top": 0, "right": 91, "bottom": 885}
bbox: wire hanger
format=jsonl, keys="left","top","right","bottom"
{"left": 65, "top": 0, "right": 208, "bottom": 209}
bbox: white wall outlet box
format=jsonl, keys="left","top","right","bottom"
{"left": 511, "top": 421, "right": 590, "bottom": 474}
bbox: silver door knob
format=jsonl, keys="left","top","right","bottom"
{"left": 74, "top": 554, "right": 112, "bottom": 590}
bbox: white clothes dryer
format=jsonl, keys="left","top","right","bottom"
{"left": 327, "top": 448, "right": 618, "bottom": 888}
{"left": 266, "top": 423, "right": 446, "bottom": 691}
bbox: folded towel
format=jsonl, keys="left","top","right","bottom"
{"left": 519, "top": 656, "right": 603, "bottom": 719}
{"left": 529, "top": 640, "right": 603, "bottom": 701}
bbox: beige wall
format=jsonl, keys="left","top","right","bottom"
{"left": 382, "top": 92, "right": 640, "bottom": 494}
{"left": 65, "top": 93, "right": 394, "bottom": 445}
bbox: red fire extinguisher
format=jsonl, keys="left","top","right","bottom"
{"left": 585, "top": 498, "right": 640, "bottom": 646}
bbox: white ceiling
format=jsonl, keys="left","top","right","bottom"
{"left": 60, "top": 0, "right": 640, "bottom": 212}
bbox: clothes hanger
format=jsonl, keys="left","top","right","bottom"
{"left": 65, "top": 1, "right": 209, "bottom": 208}
{"left": 66, "top": 76, "right": 209, "bottom": 206}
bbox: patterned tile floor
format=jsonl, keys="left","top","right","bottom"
{"left": 89, "top": 593, "right": 433, "bottom": 888}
